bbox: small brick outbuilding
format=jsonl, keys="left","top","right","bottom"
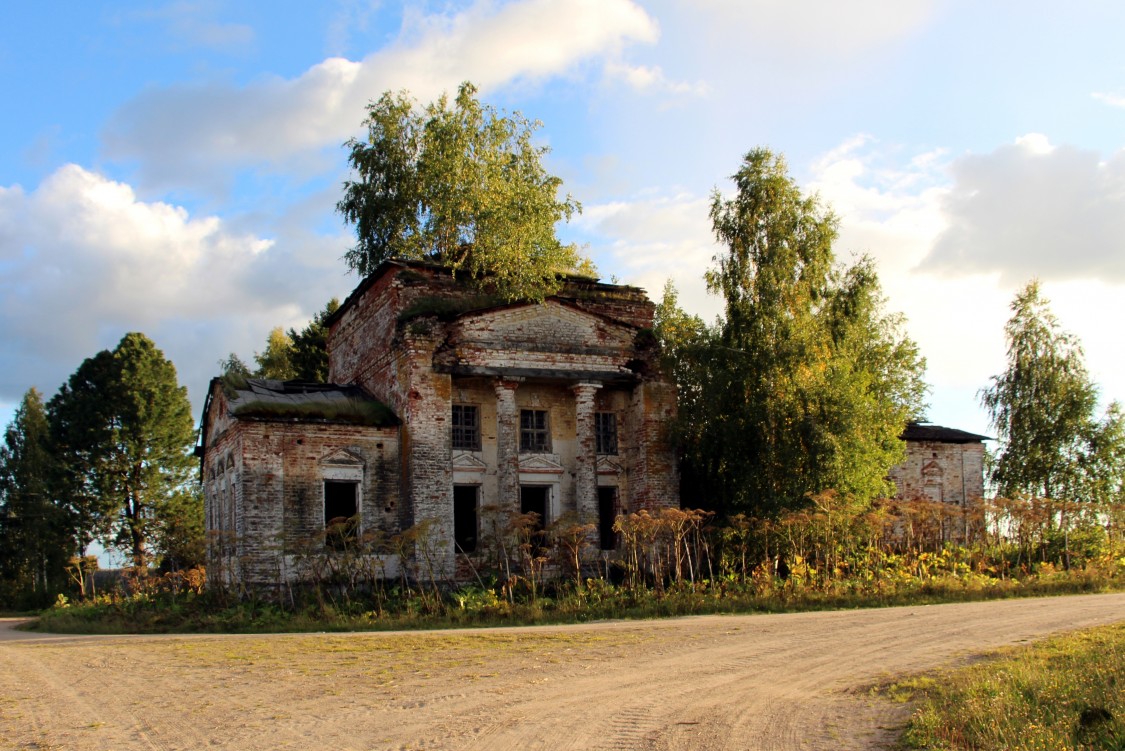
{"left": 888, "top": 421, "right": 990, "bottom": 507}
{"left": 198, "top": 261, "right": 679, "bottom": 587}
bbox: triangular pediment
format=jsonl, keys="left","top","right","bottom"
{"left": 597, "top": 456, "right": 625, "bottom": 475}
{"left": 452, "top": 452, "right": 488, "bottom": 471}
{"left": 320, "top": 448, "right": 365, "bottom": 467}
{"left": 519, "top": 453, "right": 564, "bottom": 473}
{"left": 451, "top": 300, "right": 635, "bottom": 352}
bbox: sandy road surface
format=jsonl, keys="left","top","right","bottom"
{"left": 1, "top": 593, "right": 1123, "bottom": 751}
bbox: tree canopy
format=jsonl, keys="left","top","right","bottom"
{"left": 664, "top": 149, "right": 927, "bottom": 516}
{"left": 0, "top": 388, "right": 70, "bottom": 605}
{"left": 239, "top": 297, "right": 342, "bottom": 383}
{"left": 337, "top": 82, "right": 590, "bottom": 301}
{"left": 254, "top": 327, "right": 296, "bottom": 380}
{"left": 48, "top": 333, "right": 198, "bottom": 568}
{"left": 981, "top": 281, "right": 1125, "bottom": 505}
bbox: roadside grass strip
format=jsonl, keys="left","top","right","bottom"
{"left": 889, "top": 623, "right": 1124, "bottom": 750}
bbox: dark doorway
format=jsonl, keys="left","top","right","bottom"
{"left": 520, "top": 485, "right": 549, "bottom": 554}
{"left": 324, "top": 480, "right": 358, "bottom": 550}
{"left": 520, "top": 486, "right": 549, "bottom": 528}
{"left": 598, "top": 486, "right": 618, "bottom": 550}
{"left": 453, "top": 485, "right": 479, "bottom": 554}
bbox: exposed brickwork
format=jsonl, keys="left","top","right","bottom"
{"left": 202, "top": 259, "right": 679, "bottom": 588}
{"left": 889, "top": 439, "right": 986, "bottom": 507}
{"left": 201, "top": 382, "right": 400, "bottom": 588}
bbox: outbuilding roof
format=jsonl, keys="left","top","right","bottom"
{"left": 900, "top": 422, "right": 991, "bottom": 443}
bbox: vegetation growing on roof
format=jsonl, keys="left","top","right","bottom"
{"left": 397, "top": 294, "right": 506, "bottom": 325}
{"left": 230, "top": 394, "right": 397, "bottom": 427}
{"left": 219, "top": 371, "right": 250, "bottom": 399}
{"left": 336, "top": 82, "right": 592, "bottom": 302}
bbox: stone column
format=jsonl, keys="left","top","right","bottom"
{"left": 493, "top": 378, "right": 522, "bottom": 512}
{"left": 572, "top": 381, "right": 602, "bottom": 523}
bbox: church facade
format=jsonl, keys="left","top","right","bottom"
{"left": 198, "top": 261, "right": 679, "bottom": 587}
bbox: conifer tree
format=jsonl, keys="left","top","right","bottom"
{"left": 0, "top": 389, "right": 70, "bottom": 604}
{"left": 48, "top": 333, "right": 197, "bottom": 569}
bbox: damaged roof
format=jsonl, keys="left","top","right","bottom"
{"left": 222, "top": 377, "right": 398, "bottom": 427}
{"left": 901, "top": 422, "right": 991, "bottom": 443}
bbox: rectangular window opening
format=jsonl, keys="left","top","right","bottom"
{"left": 324, "top": 480, "right": 359, "bottom": 550}
{"left": 453, "top": 485, "right": 479, "bottom": 554}
{"left": 520, "top": 409, "right": 550, "bottom": 453}
{"left": 452, "top": 404, "right": 480, "bottom": 451}
{"left": 595, "top": 412, "right": 618, "bottom": 455}
{"left": 598, "top": 487, "right": 618, "bottom": 551}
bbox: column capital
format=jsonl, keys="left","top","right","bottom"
{"left": 571, "top": 380, "right": 603, "bottom": 394}
{"left": 493, "top": 377, "right": 524, "bottom": 394}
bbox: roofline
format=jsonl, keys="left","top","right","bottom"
{"left": 324, "top": 257, "right": 648, "bottom": 329}
{"left": 446, "top": 296, "right": 643, "bottom": 331}
{"left": 900, "top": 421, "right": 993, "bottom": 443}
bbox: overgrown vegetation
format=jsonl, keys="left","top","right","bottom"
{"left": 337, "top": 81, "right": 592, "bottom": 301}
{"left": 890, "top": 623, "right": 1125, "bottom": 750}
{"left": 31, "top": 496, "right": 1125, "bottom": 634}
{"left": 660, "top": 149, "right": 928, "bottom": 519}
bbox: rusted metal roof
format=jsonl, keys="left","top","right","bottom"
{"left": 901, "top": 422, "right": 991, "bottom": 443}
{"left": 225, "top": 378, "right": 398, "bottom": 426}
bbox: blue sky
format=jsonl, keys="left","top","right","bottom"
{"left": 3, "top": 0, "right": 1125, "bottom": 441}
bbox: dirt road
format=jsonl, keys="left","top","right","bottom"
{"left": 2, "top": 593, "right": 1123, "bottom": 751}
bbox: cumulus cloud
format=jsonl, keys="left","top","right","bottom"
{"left": 104, "top": 0, "right": 660, "bottom": 192}
{"left": 922, "top": 136, "right": 1125, "bottom": 283}
{"left": 0, "top": 166, "right": 354, "bottom": 408}
{"left": 806, "top": 137, "right": 1125, "bottom": 427}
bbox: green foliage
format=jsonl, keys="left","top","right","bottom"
{"left": 0, "top": 389, "right": 71, "bottom": 607}
{"left": 47, "top": 333, "right": 197, "bottom": 569}
{"left": 397, "top": 293, "right": 505, "bottom": 324}
{"left": 899, "top": 624, "right": 1125, "bottom": 750}
{"left": 337, "top": 81, "right": 588, "bottom": 301}
{"left": 287, "top": 298, "right": 340, "bottom": 381}
{"left": 154, "top": 487, "right": 206, "bottom": 573}
{"left": 253, "top": 327, "right": 296, "bottom": 380}
{"left": 982, "top": 281, "right": 1125, "bottom": 505}
{"left": 671, "top": 148, "right": 927, "bottom": 516}
{"left": 218, "top": 352, "right": 251, "bottom": 378}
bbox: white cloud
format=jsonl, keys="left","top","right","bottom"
{"left": 578, "top": 191, "right": 723, "bottom": 320}
{"left": 807, "top": 137, "right": 1125, "bottom": 430}
{"left": 104, "top": 0, "right": 660, "bottom": 191}
{"left": 1092, "top": 91, "right": 1125, "bottom": 108}
{"left": 0, "top": 166, "right": 352, "bottom": 408}
{"left": 923, "top": 135, "right": 1125, "bottom": 283}
{"left": 602, "top": 61, "right": 707, "bottom": 97}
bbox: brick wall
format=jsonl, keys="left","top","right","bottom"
{"left": 203, "top": 405, "right": 400, "bottom": 588}
{"left": 889, "top": 440, "right": 985, "bottom": 507}
{"left": 235, "top": 260, "right": 682, "bottom": 584}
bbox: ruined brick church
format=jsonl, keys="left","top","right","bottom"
{"left": 199, "top": 261, "right": 678, "bottom": 586}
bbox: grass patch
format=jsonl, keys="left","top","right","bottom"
{"left": 892, "top": 623, "right": 1125, "bottom": 750}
